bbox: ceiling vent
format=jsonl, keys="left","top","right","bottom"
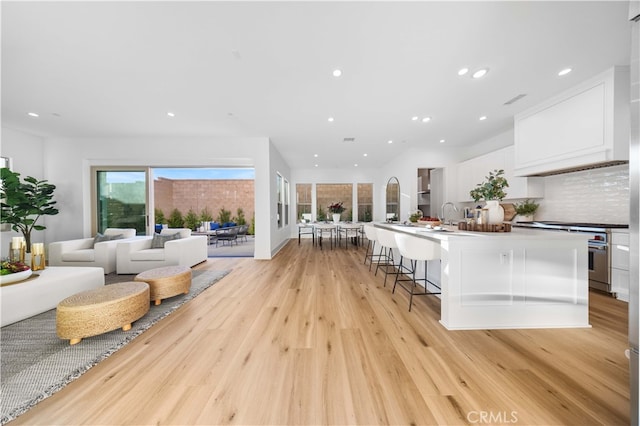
{"left": 504, "top": 94, "right": 527, "bottom": 105}
{"left": 343, "top": 137, "right": 356, "bottom": 143}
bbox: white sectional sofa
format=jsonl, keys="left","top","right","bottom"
{"left": 116, "top": 228, "right": 208, "bottom": 274}
{"left": 48, "top": 228, "right": 137, "bottom": 274}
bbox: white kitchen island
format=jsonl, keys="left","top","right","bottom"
{"left": 375, "top": 223, "right": 590, "bottom": 330}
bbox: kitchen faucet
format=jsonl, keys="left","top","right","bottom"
{"left": 440, "top": 202, "right": 459, "bottom": 226}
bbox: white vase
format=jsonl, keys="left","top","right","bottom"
{"left": 332, "top": 213, "right": 341, "bottom": 224}
{"left": 485, "top": 200, "right": 504, "bottom": 224}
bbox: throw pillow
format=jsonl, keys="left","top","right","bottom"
{"left": 150, "top": 232, "right": 180, "bottom": 248}
{"left": 92, "top": 233, "right": 111, "bottom": 247}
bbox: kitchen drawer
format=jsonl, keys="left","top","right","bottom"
{"left": 612, "top": 245, "right": 629, "bottom": 271}
{"left": 611, "top": 231, "right": 629, "bottom": 246}
{"left": 611, "top": 267, "right": 629, "bottom": 302}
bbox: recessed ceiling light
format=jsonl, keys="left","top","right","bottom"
{"left": 558, "top": 67, "right": 572, "bottom": 76}
{"left": 458, "top": 68, "right": 469, "bottom": 76}
{"left": 315, "top": 164, "right": 319, "bottom": 167}
{"left": 27, "top": 112, "right": 39, "bottom": 118}
{"left": 167, "top": 112, "right": 175, "bottom": 117}
{"left": 472, "top": 68, "right": 489, "bottom": 79}
{"left": 363, "top": 153, "right": 368, "bottom": 157}
{"left": 411, "top": 116, "right": 418, "bottom": 121}
{"left": 354, "top": 164, "right": 358, "bottom": 167}
{"left": 388, "top": 140, "right": 393, "bottom": 144}
{"left": 328, "top": 117, "right": 334, "bottom": 122}
{"left": 421, "top": 117, "right": 431, "bottom": 123}
{"left": 314, "top": 154, "right": 318, "bottom": 157}
{"left": 440, "top": 139, "right": 446, "bottom": 143}
{"left": 332, "top": 69, "right": 342, "bottom": 77}
{"left": 479, "top": 115, "right": 487, "bottom": 121}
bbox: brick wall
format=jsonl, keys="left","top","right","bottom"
{"left": 154, "top": 178, "right": 255, "bottom": 223}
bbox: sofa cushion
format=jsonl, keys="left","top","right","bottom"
{"left": 104, "top": 228, "right": 136, "bottom": 239}
{"left": 160, "top": 228, "right": 191, "bottom": 239}
{"left": 151, "top": 233, "right": 179, "bottom": 248}
{"left": 61, "top": 249, "right": 96, "bottom": 262}
{"left": 92, "top": 232, "right": 125, "bottom": 248}
{"left": 130, "top": 248, "right": 165, "bottom": 261}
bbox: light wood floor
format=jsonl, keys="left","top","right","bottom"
{"left": 13, "top": 239, "right": 630, "bottom": 425}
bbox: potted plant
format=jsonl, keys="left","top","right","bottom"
{"left": 469, "top": 169, "right": 509, "bottom": 224}
{"left": 328, "top": 202, "right": 345, "bottom": 223}
{"left": 513, "top": 199, "right": 539, "bottom": 222}
{"left": 0, "top": 167, "right": 59, "bottom": 253}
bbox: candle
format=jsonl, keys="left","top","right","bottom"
{"left": 11, "top": 237, "right": 25, "bottom": 249}
{"left": 32, "top": 243, "right": 44, "bottom": 255}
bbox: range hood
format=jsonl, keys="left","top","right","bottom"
{"left": 514, "top": 66, "right": 630, "bottom": 177}
{"left": 524, "top": 160, "right": 628, "bottom": 177}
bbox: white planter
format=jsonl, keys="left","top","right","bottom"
{"left": 514, "top": 214, "right": 534, "bottom": 223}
{"left": 485, "top": 200, "right": 505, "bottom": 224}
{"left": 332, "top": 213, "right": 341, "bottom": 224}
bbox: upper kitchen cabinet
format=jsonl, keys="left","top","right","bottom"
{"left": 514, "top": 66, "right": 630, "bottom": 177}
{"left": 457, "top": 146, "right": 543, "bottom": 202}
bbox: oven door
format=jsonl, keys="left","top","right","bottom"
{"left": 588, "top": 244, "right": 610, "bottom": 292}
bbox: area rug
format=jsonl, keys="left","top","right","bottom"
{"left": 0, "top": 269, "right": 230, "bottom": 425}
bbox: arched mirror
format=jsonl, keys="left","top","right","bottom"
{"left": 385, "top": 177, "right": 400, "bottom": 222}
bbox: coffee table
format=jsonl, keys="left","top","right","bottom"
{"left": 1, "top": 266, "right": 104, "bottom": 327}
{"left": 134, "top": 265, "right": 192, "bottom": 305}
{"left": 56, "top": 281, "right": 150, "bottom": 345}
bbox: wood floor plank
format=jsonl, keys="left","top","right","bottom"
{"left": 10, "top": 238, "right": 630, "bottom": 425}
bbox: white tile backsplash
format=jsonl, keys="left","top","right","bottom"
{"left": 538, "top": 164, "right": 629, "bottom": 224}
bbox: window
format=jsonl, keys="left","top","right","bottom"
{"left": 276, "top": 173, "right": 283, "bottom": 228}
{"left": 296, "top": 183, "right": 312, "bottom": 221}
{"left": 316, "top": 183, "right": 353, "bottom": 221}
{"left": 94, "top": 169, "right": 148, "bottom": 235}
{"left": 284, "top": 179, "right": 290, "bottom": 226}
{"left": 357, "top": 183, "right": 373, "bottom": 222}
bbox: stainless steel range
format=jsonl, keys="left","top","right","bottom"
{"left": 514, "top": 221, "right": 629, "bottom": 295}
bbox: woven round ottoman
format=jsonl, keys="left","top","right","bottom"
{"left": 134, "top": 265, "right": 192, "bottom": 306}
{"left": 56, "top": 282, "right": 150, "bottom": 345}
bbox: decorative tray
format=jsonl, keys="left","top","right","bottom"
{"left": 458, "top": 222, "right": 512, "bottom": 233}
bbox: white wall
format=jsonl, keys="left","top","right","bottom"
{"left": 268, "top": 141, "right": 292, "bottom": 256}
{"left": 0, "top": 127, "right": 46, "bottom": 258}
{"left": 379, "top": 146, "right": 463, "bottom": 223}
{"left": 1, "top": 130, "right": 291, "bottom": 259}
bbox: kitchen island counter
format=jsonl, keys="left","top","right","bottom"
{"left": 374, "top": 223, "right": 590, "bottom": 330}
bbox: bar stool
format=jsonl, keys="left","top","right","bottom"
{"left": 363, "top": 224, "right": 382, "bottom": 271}
{"left": 375, "top": 228, "right": 410, "bottom": 287}
{"left": 393, "top": 233, "right": 441, "bottom": 311}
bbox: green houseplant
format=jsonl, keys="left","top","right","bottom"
{"left": 0, "top": 167, "right": 59, "bottom": 253}
{"left": 469, "top": 169, "right": 509, "bottom": 202}
{"left": 514, "top": 199, "right": 539, "bottom": 221}
{"left": 469, "top": 169, "right": 509, "bottom": 225}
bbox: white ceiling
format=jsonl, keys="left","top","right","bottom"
{"left": 1, "top": 1, "right": 632, "bottom": 169}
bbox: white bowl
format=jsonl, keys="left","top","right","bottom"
{"left": 0, "top": 269, "right": 33, "bottom": 285}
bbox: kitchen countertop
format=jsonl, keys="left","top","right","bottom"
{"left": 375, "top": 222, "right": 590, "bottom": 242}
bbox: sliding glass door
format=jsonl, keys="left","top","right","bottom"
{"left": 94, "top": 169, "right": 148, "bottom": 235}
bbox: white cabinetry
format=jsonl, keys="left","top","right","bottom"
{"left": 611, "top": 229, "right": 629, "bottom": 302}
{"left": 457, "top": 146, "right": 544, "bottom": 202}
{"left": 514, "top": 66, "right": 630, "bottom": 177}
